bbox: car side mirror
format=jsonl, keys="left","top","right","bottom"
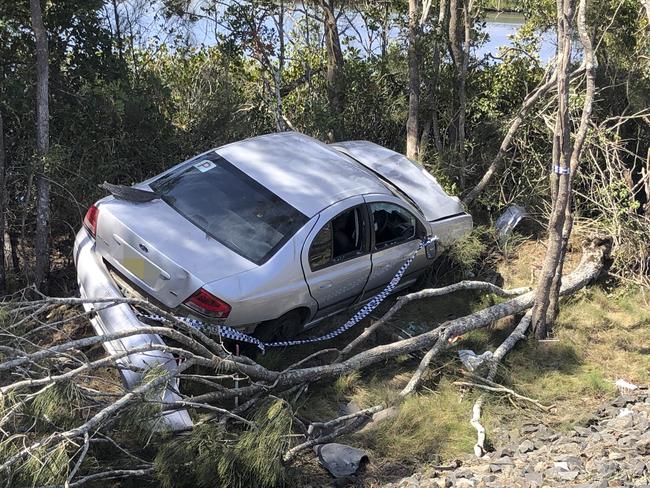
{"left": 425, "top": 237, "right": 438, "bottom": 260}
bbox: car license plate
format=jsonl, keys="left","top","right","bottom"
{"left": 117, "top": 244, "right": 164, "bottom": 287}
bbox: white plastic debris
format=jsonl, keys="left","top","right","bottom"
{"left": 618, "top": 408, "right": 634, "bottom": 418}
{"left": 495, "top": 204, "right": 528, "bottom": 242}
{"left": 615, "top": 379, "right": 638, "bottom": 392}
{"left": 459, "top": 350, "right": 494, "bottom": 372}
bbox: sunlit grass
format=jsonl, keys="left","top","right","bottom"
{"left": 353, "top": 380, "right": 483, "bottom": 463}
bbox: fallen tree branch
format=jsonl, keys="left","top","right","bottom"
{"left": 307, "top": 405, "right": 383, "bottom": 435}
{"left": 192, "top": 237, "right": 609, "bottom": 404}
{"left": 41, "top": 466, "right": 155, "bottom": 488}
{"left": 283, "top": 413, "right": 371, "bottom": 463}
{"left": 454, "top": 380, "right": 552, "bottom": 410}
{"left": 0, "top": 238, "right": 609, "bottom": 480}
{"left": 339, "top": 281, "right": 531, "bottom": 359}
{"left": 469, "top": 399, "right": 485, "bottom": 457}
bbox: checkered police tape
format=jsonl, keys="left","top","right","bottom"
{"left": 137, "top": 236, "right": 437, "bottom": 353}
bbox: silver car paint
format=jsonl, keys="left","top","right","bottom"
{"left": 74, "top": 230, "right": 193, "bottom": 430}
{"left": 75, "top": 132, "right": 472, "bottom": 429}
{"left": 360, "top": 193, "right": 431, "bottom": 300}
{"left": 95, "top": 197, "right": 256, "bottom": 308}
{"left": 300, "top": 195, "right": 373, "bottom": 320}
{"left": 200, "top": 214, "right": 320, "bottom": 328}
{"left": 214, "top": 132, "right": 392, "bottom": 217}
{"left": 331, "top": 140, "right": 465, "bottom": 221}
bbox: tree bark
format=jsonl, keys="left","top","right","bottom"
{"left": 0, "top": 111, "right": 6, "bottom": 294}
{"left": 112, "top": 0, "right": 124, "bottom": 64}
{"left": 319, "top": 0, "right": 345, "bottom": 140}
{"left": 448, "top": 0, "right": 472, "bottom": 189}
{"left": 545, "top": 0, "right": 597, "bottom": 324}
{"left": 30, "top": 0, "right": 51, "bottom": 292}
{"left": 430, "top": 0, "right": 447, "bottom": 156}
{"left": 531, "top": 0, "right": 574, "bottom": 339}
{"left": 406, "top": 0, "right": 421, "bottom": 160}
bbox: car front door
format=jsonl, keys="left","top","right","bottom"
{"left": 361, "top": 195, "right": 430, "bottom": 300}
{"left": 301, "top": 197, "right": 372, "bottom": 319}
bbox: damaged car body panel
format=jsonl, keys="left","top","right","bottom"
{"left": 74, "top": 132, "right": 472, "bottom": 429}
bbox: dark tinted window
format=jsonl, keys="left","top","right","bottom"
{"left": 309, "top": 207, "right": 366, "bottom": 270}
{"left": 370, "top": 202, "right": 416, "bottom": 249}
{"left": 152, "top": 152, "right": 308, "bottom": 264}
{"left": 308, "top": 222, "right": 333, "bottom": 269}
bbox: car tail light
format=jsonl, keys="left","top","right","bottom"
{"left": 83, "top": 204, "right": 99, "bottom": 238}
{"left": 184, "top": 288, "right": 231, "bottom": 318}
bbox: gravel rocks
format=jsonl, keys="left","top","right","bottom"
{"left": 383, "top": 387, "right": 650, "bottom": 487}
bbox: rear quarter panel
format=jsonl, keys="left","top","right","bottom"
{"left": 202, "top": 217, "right": 320, "bottom": 327}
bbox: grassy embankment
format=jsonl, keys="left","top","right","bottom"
{"left": 289, "top": 236, "right": 650, "bottom": 483}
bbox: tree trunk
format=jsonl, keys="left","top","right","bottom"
{"left": 448, "top": 0, "right": 471, "bottom": 188}
{"left": 112, "top": 0, "right": 124, "bottom": 64}
{"left": 531, "top": 0, "right": 574, "bottom": 339}
{"left": 274, "top": 0, "right": 287, "bottom": 131}
{"left": 406, "top": 0, "right": 420, "bottom": 160}
{"left": 0, "top": 111, "right": 6, "bottom": 295}
{"left": 30, "top": 0, "right": 51, "bottom": 292}
{"left": 320, "top": 0, "right": 345, "bottom": 141}
{"left": 545, "top": 0, "right": 597, "bottom": 324}
{"left": 430, "top": 0, "right": 447, "bottom": 156}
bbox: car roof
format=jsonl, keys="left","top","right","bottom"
{"left": 215, "top": 132, "right": 391, "bottom": 217}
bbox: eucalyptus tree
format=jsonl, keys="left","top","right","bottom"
{"left": 315, "top": 0, "right": 345, "bottom": 140}
{"left": 29, "top": 0, "right": 50, "bottom": 291}
{"left": 532, "top": 0, "right": 596, "bottom": 338}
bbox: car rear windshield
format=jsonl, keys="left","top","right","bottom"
{"left": 151, "top": 152, "right": 308, "bottom": 265}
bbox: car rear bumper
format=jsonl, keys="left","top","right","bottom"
{"left": 74, "top": 229, "right": 193, "bottom": 431}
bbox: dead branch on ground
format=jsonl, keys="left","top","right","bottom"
{"left": 0, "top": 238, "right": 609, "bottom": 484}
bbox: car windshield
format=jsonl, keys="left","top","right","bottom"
{"left": 151, "top": 152, "right": 308, "bottom": 264}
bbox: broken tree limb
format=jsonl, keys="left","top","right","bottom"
{"left": 470, "top": 399, "right": 486, "bottom": 457}
{"left": 454, "top": 380, "right": 551, "bottom": 410}
{"left": 192, "top": 237, "right": 610, "bottom": 404}
{"left": 462, "top": 64, "right": 586, "bottom": 205}
{"left": 340, "top": 281, "right": 531, "bottom": 360}
{"left": 0, "top": 238, "right": 609, "bottom": 481}
{"left": 307, "top": 405, "right": 384, "bottom": 435}
{"left": 283, "top": 413, "right": 371, "bottom": 463}
{"left": 466, "top": 309, "right": 532, "bottom": 457}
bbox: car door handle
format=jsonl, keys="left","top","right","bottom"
{"left": 319, "top": 281, "right": 334, "bottom": 289}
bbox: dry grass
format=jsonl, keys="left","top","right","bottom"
{"left": 297, "top": 237, "right": 649, "bottom": 472}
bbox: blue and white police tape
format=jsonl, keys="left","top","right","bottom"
{"left": 137, "top": 235, "right": 437, "bottom": 352}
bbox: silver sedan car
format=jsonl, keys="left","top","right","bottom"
{"left": 74, "top": 132, "right": 471, "bottom": 427}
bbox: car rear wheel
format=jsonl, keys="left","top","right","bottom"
{"left": 254, "top": 309, "right": 305, "bottom": 342}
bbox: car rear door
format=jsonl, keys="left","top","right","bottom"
{"left": 301, "top": 196, "right": 372, "bottom": 319}
{"left": 361, "top": 195, "right": 430, "bottom": 300}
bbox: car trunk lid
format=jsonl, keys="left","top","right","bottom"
{"left": 94, "top": 197, "right": 256, "bottom": 308}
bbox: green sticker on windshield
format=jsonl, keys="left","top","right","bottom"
{"left": 194, "top": 160, "right": 216, "bottom": 172}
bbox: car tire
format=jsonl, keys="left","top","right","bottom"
{"left": 254, "top": 309, "right": 305, "bottom": 342}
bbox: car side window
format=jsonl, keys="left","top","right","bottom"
{"left": 309, "top": 206, "right": 367, "bottom": 270}
{"left": 370, "top": 202, "right": 418, "bottom": 250}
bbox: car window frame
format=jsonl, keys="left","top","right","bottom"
{"left": 308, "top": 204, "right": 371, "bottom": 272}
{"left": 367, "top": 201, "right": 425, "bottom": 252}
